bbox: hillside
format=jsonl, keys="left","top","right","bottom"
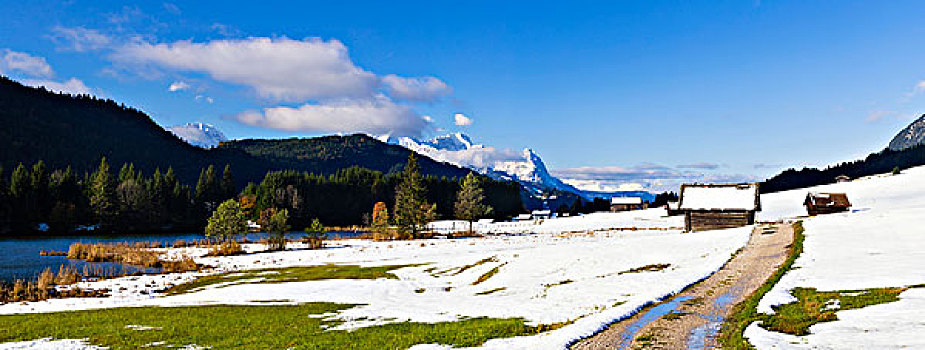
{"left": 0, "top": 76, "right": 475, "bottom": 186}
{"left": 761, "top": 143, "right": 925, "bottom": 193}
{"left": 220, "top": 135, "right": 472, "bottom": 179}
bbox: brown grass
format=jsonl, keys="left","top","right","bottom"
{"left": 0, "top": 265, "right": 107, "bottom": 303}
{"left": 38, "top": 250, "right": 67, "bottom": 256}
{"left": 205, "top": 241, "right": 245, "bottom": 257}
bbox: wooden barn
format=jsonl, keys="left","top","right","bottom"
{"left": 679, "top": 183, "right": 761, "bottom": 232}
{"left": 610, "top": 197, "right": 645, "bottom": 212}
{"left": 804, "top": 192, "right": 851, "bottom": 216}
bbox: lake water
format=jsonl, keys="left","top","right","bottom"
{"left": 0, "top": 230, "right": 366, "bottom": 283}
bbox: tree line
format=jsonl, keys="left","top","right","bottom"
{"left": 0, "top": 155, "right": 523, "bottom": 236}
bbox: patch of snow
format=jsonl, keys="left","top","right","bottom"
{"left": 746, "top": 165, "right": 925, "bottom": 349}
{"left": 167, "top": 122, "right": 228, "bottom": 149}
{"left": 0, "top": 338, "right": 107, "bottom": 349}
{"left": 0, "top": 209, "right": 747, "bottom": 350}
{"left": 679, "top": 184, "right": 759, "bottom": 211}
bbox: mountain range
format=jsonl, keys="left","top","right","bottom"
{"left": 889, "top": 114, "right": 925, "bottom": 151}
{"left": 377, "top": 132, "right": 655, "bottom": 202}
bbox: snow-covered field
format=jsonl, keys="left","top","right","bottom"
{"left": 746, "top": 166, "right": 925, "bottom": 349}
{"left": 0, "top": 209, "right": 749, "bottom": 349}
{"left": 429, "top": 209, "right": 683, "bottom": 235}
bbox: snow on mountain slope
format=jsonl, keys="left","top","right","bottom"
{"left": 888, "top": 114, "right": 925, "bottom": 151}
{"left": 167, "top": 122, "right": 228, "bottom": 148}
{"left": 379, "top": 132, "right": 582, "bottom": 195}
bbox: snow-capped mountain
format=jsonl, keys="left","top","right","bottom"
{"left": 167, "top": 122, "right": 228, "bottom": 148}
{"left": 888, "top": 114, "right": 925, "bottom": 151}
{"left": 380, "top": 132, "right": 582, "bottom": 196}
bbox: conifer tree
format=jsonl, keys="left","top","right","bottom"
{"left": 195, "top": 165, "right": 219, "bottom": 211}
{"left": 454, "top": 173, "right": 492, "bottom": 235}
{"left": 90, "top": 157, "right": 117, "bottom": 231}
{"left": 205, "top": 199, "right": 247, "bottom": 242}
{"left": 393, "top": 153, "right": 435, "bottom": 238}
{"left": 221, "top": 164, "right": 235, "bottom": 200}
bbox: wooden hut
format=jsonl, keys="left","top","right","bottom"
{"left": 835, "top": 175, "right": 851, "bottom": 183}
{"left": 804, "top": 192, "right": 851, "bottom": 216}
{"left": 679, "top": 183, "right": 761, "bottom": 232}
{"left": 610, "top": 197, "right": 644, "bottom": 212}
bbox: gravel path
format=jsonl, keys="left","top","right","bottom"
{"left": 572, "top": 223, "right": 794, "bottom": 350}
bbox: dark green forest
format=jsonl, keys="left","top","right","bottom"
{"left": 0, "top": 76, "right": 524, "bottom": 235}
{"left": 0, "top": 159, "right": 523, "bottom": 236}
{"left": 761, "top": 142, "right": 925, "bottom": 193}
{"left": 0, "top": 76, "right": 476, "bottom": 187}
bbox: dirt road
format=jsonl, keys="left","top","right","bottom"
{"left": 572, "top": 223, "right": 794, "bottom": 350}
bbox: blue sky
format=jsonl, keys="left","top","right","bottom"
{"left": 1, "top": 1, "right": 924, "bottom": 191}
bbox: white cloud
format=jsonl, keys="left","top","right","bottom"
{"left": 381, "top": 74, "right": 451, "bottom": 102}
{"left": 1, "top": 49, "right": 54, "bottom": 78}
{"left": 168, "top": 81, "right": 190, "bottom": 91}
{"left": 48, "top": 26, "right": 112, "bottom": 52}
{"left": 21, "top": 78, "right": 93, "bottom": 96}
{"left": 912, "top": 80, "right": 925, "bottom": 96}
{"left": 676, "top": 162, "right": 720, "bottom": 170}
{"left": 234, "top": 95, "right": 431, "bottom": 137}
{"left": 112, "top": 37, "right": 380, "bottom": 102}
{"left": 552, "top": 164, "right": 759, "bottom": 192}
{"left": 867, "top": 110, "right": 894, "bottom": 122}
{"left": 195, "top": 95, "right": 214, "bottom": 103}
{"left": 454, "top": 113, "right": 473, "bottom": 126}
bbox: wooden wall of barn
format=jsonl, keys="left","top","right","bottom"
{"left": 684, "top": 210, "right": 755, "bottom": 232}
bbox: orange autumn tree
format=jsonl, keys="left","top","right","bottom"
{"left": 371, "top": 201, "right": 390, "bottom": 240}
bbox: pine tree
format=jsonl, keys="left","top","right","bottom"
{"left": 205, "top": 199, "right": 247, "bottom": 242}
{"left": 90, "top": 157, "right": 117, "bottom": 231}
{"left": 393, "top": 153, "right": 435, "bottom": 239}
{"left": 10, "top": 163, "right": 32, "bottom": 230}
{"left": 221, "top": 164, "right": 235, "bottom": 200}
{"left": 0, "top": 166, "right": 9, "bottom": 234}
{"left": 195, "top": 165, "right": 219, "bottom": 211}
{"left": 454, "top": 173, "right": 492, "bottom": 235}
{"left": 261, "top": 208, "right": 289, "bottom": 251}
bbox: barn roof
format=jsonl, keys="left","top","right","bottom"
{"left": 610, "top": 197, "right": 643, "bottom": 205}
{"left": 679, "top": 183, "right": 760, "bottom": 211}
{"left": 805, "top": 192, "right": 851, "bottom": 208}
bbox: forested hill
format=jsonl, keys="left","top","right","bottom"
{"left": 219, "top": 135, "right": 472, "bottom": 179}
{"left": 0, "top": 76, "right": 471, "bottom": 185}
{"left": 761, "top": 143, "right": 925, "bottom": 193}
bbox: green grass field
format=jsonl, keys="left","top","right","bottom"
{"left": 166, "top": 264, "right": 414, "bottom": 295}
{"left": 759, "top": 285, "right": 922, "bottom": 335}
{"left": 0, "top": 303, "right": 542, "bottom": 349}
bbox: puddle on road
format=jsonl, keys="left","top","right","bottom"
{"left": 688, "top": 321, "right": 721, "bottom": 350}
{"left": 614, "top": 296, "right": 693, "bottom": 349}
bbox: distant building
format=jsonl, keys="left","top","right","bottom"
{"left": 610, "top": 197, "right": 645, "bottom": 212}
{"left": 513, "top": 213, "right": 533, "bottom": 221}
{"left": 531, "top": 210, "right": 552, "bottom": 220}
{"left": 835, "top": 175, "right": 851, "bottom": 183}
{"left": 804, "top": 192, "right": 851, "bottom": 216}
{"left": 679, "top": 183, "right": 761, "bottom": 232}
{"left": 665, "top": 200, "right": 683, "bottom": 216}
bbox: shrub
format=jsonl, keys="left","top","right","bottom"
{"left": 206, "top": 241, "right": 244, "bottom": 257}
{"left": 37, "top": 268, "right": 56, "bottom": 289}
{"left": 303, "top": 218, "right": 326, "bottom": 249}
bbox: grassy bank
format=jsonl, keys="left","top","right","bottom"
{"left": 0, "top": 303, "right": 542, "bottom": 349}
{"left": 165, "top": 264, "right": 414, "bottom": 295}
{"left": 760, "top": 285, "right": 922, "bottom": 335}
